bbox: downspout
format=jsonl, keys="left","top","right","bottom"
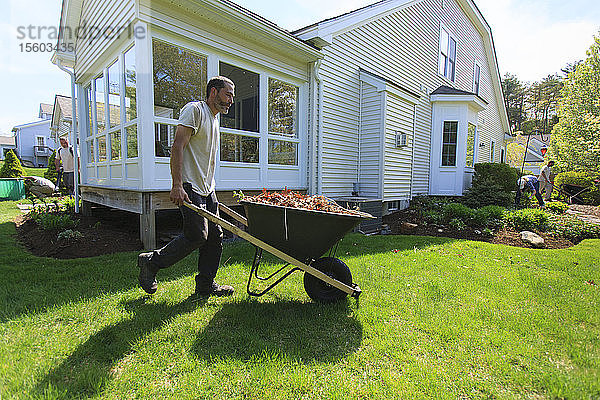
{"left": 313, "top": 59, "right": 323, "bottom": 195}
{"left": 409, "top": 103, "right": 417, "bottom": 199}
{"left": 55, "top": 60, "right": 80, "bottom": 213}
{"left": 356, "top": 80, "right": 362, "bottom": 197}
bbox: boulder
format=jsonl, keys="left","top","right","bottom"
{"left": 399, "top": 222, "right": 418, "bottom": 234}
{"left": 520, "top": 231, "right": 545, "bottom": 248}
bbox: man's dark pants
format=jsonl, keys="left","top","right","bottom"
{"left": 515, "top": 181, "right": 545, "bottom": 207}
{"left": 63, "top": 171, "right": 74, "bottom": 194}
{"left": 150, "top": 183, "right": 223, "bottom": 291}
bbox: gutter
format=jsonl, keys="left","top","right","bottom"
{"left": 54, "top": 59, "right": 80, "bottom": 213}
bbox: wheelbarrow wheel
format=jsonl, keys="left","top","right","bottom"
{"left": 303, "top": 257, "right": 352, "bottom": 303}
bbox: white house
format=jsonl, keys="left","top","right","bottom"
{"left": 52, "top": 0, "right": 509, "bottom": 248}
{"left": 0, "top": 135, "right": 16, "bottom": 160}
{"left": 11, "top": 104, "right": 57, "bottom": 167}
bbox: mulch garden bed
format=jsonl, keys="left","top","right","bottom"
{"left": 14, "top": 208, "right": 144, "bottom": 259}
{"left": 382, "top": 208, "right": 577, "bottom": 250}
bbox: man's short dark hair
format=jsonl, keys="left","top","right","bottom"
{"left": 206, "top": 76, "right": 234, "bottom": 99}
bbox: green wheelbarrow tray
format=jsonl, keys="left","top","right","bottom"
{"left": 183, "top": 201, "right": 374, "bottom": 302}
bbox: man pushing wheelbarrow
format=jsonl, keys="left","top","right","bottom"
{"left": 138, "top": 76, "right": 236, "bottom": 297}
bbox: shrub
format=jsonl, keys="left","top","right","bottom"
{"left": 554, "top": 171, "right": 600, "bottom": 205}
{"left": 462, "top": 163, "right": 520, "bottom": 208}
{"left": 449, "top": 218, "right": 466, "bottom": 231}
{"left": 422, "top": 209, "right": 444, "bottom": 225}
{"left": 442, "top": 203, "right": 475, "bottom": 224}
{"left": 549, "top": 215, "right": 600, "bottom": 242}
{"left": 0, "top": 150, "right": 25, "bottom": 178}
{"left": 44, "top": 150, "right": 59, "bottom": 183}
{"left": 546, "top": 201, "right": 569, "bottom": 214}
{"left": 31, "top": 212, "right": 78, "bottom": 231}
{"left": 473, "top": 205, "right": 506, "bottom": 228}
{"left": 505, "top": 208, "right": 550, "bottom": 232}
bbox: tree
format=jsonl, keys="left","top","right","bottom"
{"left": 549, "top": 33, "right": 600, "bottom": 171}
{"left": 0, "top": 150, "right": 25, "bottom": 178}
{"left": 524, "top": 75, "right": 562, "bottom": 136}
{"left": 501, "top": 73, "right": 526, "bottom": 132}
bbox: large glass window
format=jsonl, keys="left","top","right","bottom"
{"left": 269, "top": 78, "right": 298, "bottom": 136}
{"left": 153, "top": 39, "right": 207, "bottom": 120}
{"left": 442, "top": 121, "right": 458, "bottom": 166}
{"left": 466, "top": 123, "right": 476, "bottom": 167}
{"left": 154, "top": 123, "right": 175, "bottom": 158}
{"left": 124, "top": 46, "right": 137, "bottom": 121}
{"left": 220, "top": 133, "right": 259, "bottom": 163}
{"left": 220, "top": 62, "right": 259, "bottom": 133}
{"left": 439, "top": 28, "right": 457, "bottom": 82}
{"left": 98, "top": 136, "right": 107, "bottom": 162}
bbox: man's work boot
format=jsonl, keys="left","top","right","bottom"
{"left": 138, "top": 252, "right": 159, "bottom": 294}
{"left": 194, "top": 282, "right": 234, "bottom": 297}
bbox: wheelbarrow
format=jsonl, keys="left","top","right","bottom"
{"left": 558, "top": 179, "right": 600, "bottom": 204}
{"left": 183, "top": 200, "right": 375, "bottom": 302}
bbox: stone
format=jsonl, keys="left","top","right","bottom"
{"left": 399, "top": 222, "right": 418, "bottom": 234}
{"left": 520, "top": 231, "right": 545, "bottom": 248}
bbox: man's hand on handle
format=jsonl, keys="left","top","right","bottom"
{"left": 170, "top": 184, "right": 190, "bottom": 207}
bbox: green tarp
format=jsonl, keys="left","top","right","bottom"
{"left": 0, "top": 179, "right": 25, "bottom": 200}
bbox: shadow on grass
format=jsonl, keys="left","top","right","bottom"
{"left": 192, "top": 299, "right": 362, "bottom": 363}
{"left": 31, "top": 297, "right": 204, "bottom": 399}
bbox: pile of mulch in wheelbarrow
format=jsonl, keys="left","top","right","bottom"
{"left": 244, "top": 189, "right": 363, "bottom": 216}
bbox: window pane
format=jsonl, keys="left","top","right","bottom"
{"left": 98, "top": 135, "right": 107, "bottom": 161}
{"left": 85, "top": 85, "right": 93, "bottom": 137}
{"left": 95, "top": 74, "right": 105, "bottom": 133}
{"left": 448, "top": 38, "right": 456, "bottom": 81}
{"left": 124, "top": 46, "right": 137, "bottom": 121}
{"left": 474, "top": 64, "right": 481, "bottom": 94}
{"left": 154, "top": 123, "right": 176, "bottom": 157}
{"left": 87, "top": 139, "right": 94, "bottom": 163}
{"left": 268, "top": 139, "right": 297, "bottom": 165}
{"left": 220, "top": 133, "right": 259, "bottom": 163}
{"left": 127, "top": 125, "right": 138, "bottom": 158}
{"left": 108, "top": 60, "right": 121, "bottom": 128}
{"left": 466, "top": 123, "right": 476, "bottom": 167}
{"left": 219, "top": 62, "right": 259, "bottom": 133}
{"left": 269, "top": 78, "right": 298, "bottom": 136}
{"left": 153, "top": 39, "right": 207, "bottom": 119}
{"left": 110, "top": 130, "right": 121, "bottom": 160}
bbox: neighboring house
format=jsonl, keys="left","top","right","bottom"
{"left": 507, "top": 133, "right": 550, "bottom": 175}
{"left": 0, "top": 135, "right": 16, "bottom": 160}
{"left": 11, "top": 104, "right": 57, "bottom": 168}
{"left": 50, "top": 95, "right": 74, "bottom": 142}
{"left": 52, "top": 0, "right": 510, "bottom": 248}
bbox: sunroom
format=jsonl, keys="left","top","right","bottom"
{"left": 55, "top": 0, "right": 321, "bottom": 248}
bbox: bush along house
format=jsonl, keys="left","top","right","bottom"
{"left": 52, "top": 0, "right": 510, "bottom": 249}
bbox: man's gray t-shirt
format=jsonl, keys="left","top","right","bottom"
{"left": 177, "top": 101, "right": 219, "bottom": 196}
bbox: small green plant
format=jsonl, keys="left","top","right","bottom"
{"left": 448, "top": 218, "right": 466, "bottom": 231}
{"left": 93, "top": 221, "right": 102, "bottom": 229}
{"left": 546, "top": 201, "right": 569, "bottom": 214}
{"left": 422, "top": 210, "right": 443, "bottom": 225}
{"left": 505, "top": 208, "right": 550, "bottom": 232}
{"left": 473, "top": 205, "right": 506, "bottom": 229}
{"left": 442, "top": 203, "right": 475, "bottom": 224}
{"left": 57, "top": 229, "right": 84, "bottom": 242}
{"left": 0, "top": 150, "right": 25, "bottom": 178}
{"left": 31, "top": 212, "right": 78, "bottom": 231}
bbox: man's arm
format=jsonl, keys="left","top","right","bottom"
{"left": 169, "top": 125, "right": 194, "bottom": 206}
{"left": 54, "top": 149, "right": 61, "bottom": 171}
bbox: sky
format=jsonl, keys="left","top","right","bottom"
{"left": 0, "top": 0, "right": 598, "bottom": 136}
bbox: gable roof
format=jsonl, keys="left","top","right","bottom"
{"left": 294, "top": 0, "right": 510, "bottom": 133}
{"left": 39, "top": 103, "right": 54, "bottom": 117}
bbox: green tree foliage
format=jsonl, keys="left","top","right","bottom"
{"left": 501, "top": 73, "right": 526, "bottom": 132}
{"left": 549, "top": 33, "right": 600, "bottom": 171}
{"left": 0, "top": 149, "right": 25, "bottom": 178}
{"left": 524, "top": 75, "right": 562, "bottom": 136}
{"left": 44, "top": 150, "right": 58, "bottom": 183}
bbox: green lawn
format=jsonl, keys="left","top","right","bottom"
{"left": 0, "top": 201, "right": 599, "bottom": 399}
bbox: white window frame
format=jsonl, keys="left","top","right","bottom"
{"left": 473, "top": 61, "right": 481, "bottom": 95}
{"left": 438, "top": 25, "right": 457, "bottom": 82}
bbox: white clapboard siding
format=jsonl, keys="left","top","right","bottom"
{"left": 317, "top": 0, "right": 507, "bottom": 198}
{"left": 384, "top": 93, "right": 414, "bottom": 199}
{"left": 76, "top": 0, "right": 135, "bottom": 77}
{"left": 359, "top": 82, "right": 382, "bottom": 198}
